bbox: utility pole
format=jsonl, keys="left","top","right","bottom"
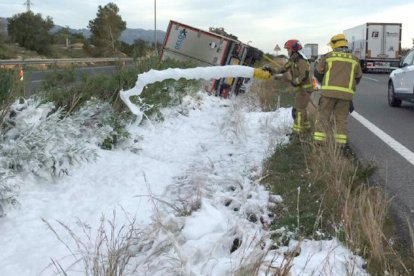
{"left": 23, "top": 0, "right": 33, "bottom": 12}
{"left": 154, "top": 0, "right": 158, "bottom": 55}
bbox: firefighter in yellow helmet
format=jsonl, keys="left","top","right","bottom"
{"left": 313, "top": 34, "right": 362, "bottom": 151}
{"left": 264, "top": 39, "right": 313, "bottom": 138}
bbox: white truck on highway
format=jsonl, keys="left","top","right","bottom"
{"left": 303, "top": 43, "right": 318, "bottom": 61}
{"left": 344, "top": 23, "right": 402, "bottom": 72}
{"left": 160, "top": 20, "right": 263, "bottom": 97}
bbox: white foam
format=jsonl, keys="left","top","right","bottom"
{"left": 120, "top": 65, "right": 255, "bottom": 118}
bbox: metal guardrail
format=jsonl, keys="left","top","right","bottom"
{"left": 0, "top": 57, "right": 134, "bottom": 65}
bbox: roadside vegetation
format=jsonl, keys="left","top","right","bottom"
{"left": 0, "top": 55, "right": 199, "bottom": 214}
{"left": 1, "top": 6, "right": 414, "bottom": 270}
{"left": 252, "top": 76, "right": 414, "bottom": 275}
{"left": 0, "top": 2, "right": 156, "bottom": 60}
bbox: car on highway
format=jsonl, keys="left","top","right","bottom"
{"left": 388, "top": 49, "right": 414, "bottom": 107}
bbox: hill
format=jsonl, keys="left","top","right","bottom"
{"left": 1, "top": 17, "right": 166, "bottom": 45}
{"left": 52, "top": 24, "right": 166, "bottom": 45}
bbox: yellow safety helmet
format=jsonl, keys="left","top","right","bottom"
{"left": 328, "top": 34, "right": 348, "bottom": 49}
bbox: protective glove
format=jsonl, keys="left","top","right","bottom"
{"left": 291, "top": 77, "right": 301, "bottom": 87}
{"left": 253, "top": 68, "right": 271, "bottom": 80}
{"left": 262, "top": 65, "right": 275, "bottom": 75}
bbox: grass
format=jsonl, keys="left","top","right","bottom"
{"left": 255, "top": 80, "right": 414, "bottom": 274}
{"left": 0, "top": 67, "right": 25, "bottom": 126}
{"left": 43, "top": 210, "right": 141, "bottom": 276}
{"left": 0, "top": 41, "right": 91, "bottom": 59}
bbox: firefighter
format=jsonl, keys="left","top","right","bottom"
{"left": 18, "top": 64, "right": 24, "bottom": 82}
{"left": 264, "top": 39, "right": 313, "bottom": 138}
{"left": 313, "top": 34, "right": 362, "bottom": 150}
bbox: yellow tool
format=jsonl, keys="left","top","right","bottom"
{"left": 253, "top": 68, "right": 271, "bottom": 80}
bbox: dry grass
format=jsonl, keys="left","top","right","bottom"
{"left": 342, "top": 185, "right": 390, "bottom": 265}
{"left": 232, "top": 236, "right": 295, "bottom": 276}
{"left": 306, "top": 138, "right": 414, "bottom": 274}
{"left": 43, "top": 210, "right": 142, "bottom": 276}
{"left": 250, "top": 57, "right": 291, "bottom": 112}
{"left": 219, "top": 99, "right": 247, "bottom": 141}
{"left": 409, "top": 219, "right": 414, "bottom": 259}
{"left": 257, "top": 76, "right": 414, "bottom": 274}
{"left": 250, "top": 79, "right": 292, "bottom": 112}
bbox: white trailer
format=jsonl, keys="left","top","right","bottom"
{"left": 344, "top": 23, "right": 402, "bottom": 72}
{"left": 160, "top": 20, "right": 262, "bottom": 96}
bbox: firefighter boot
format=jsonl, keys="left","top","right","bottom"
{"left": 341, "top": 143, "right": 354, "bottom": 158}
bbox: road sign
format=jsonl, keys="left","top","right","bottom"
{"left": 274, "top": 44, "right": 281, "bottom": 51}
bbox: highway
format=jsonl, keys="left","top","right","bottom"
{"left": 350, "top": 73, "right": 414, "bottom": 243}
{"left": 25, "top": 65, "right": 117, "bottom": 92}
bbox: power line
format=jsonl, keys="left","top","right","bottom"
{"left": 23, "top": 0, "right": 33, "bottom": 12}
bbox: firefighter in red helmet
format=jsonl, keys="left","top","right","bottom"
{"left": 264, "top": 39, "right": 313, "bottom": 138}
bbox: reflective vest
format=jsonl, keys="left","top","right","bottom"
{"left": 18, "top": 66, "right": 24, "bottom": 82}
{"left": 321, "top": 52, "right": 359, "bottom": 94}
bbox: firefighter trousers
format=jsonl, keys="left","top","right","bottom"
{"left": 313, "top": 96, "right": 350, "bottom": 145}
{"left": 293, "top": 89, "right": 311, "bottom": 134}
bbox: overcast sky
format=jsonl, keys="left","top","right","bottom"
{"left": 1, "top": 0, "right": 413, "bottom": 54}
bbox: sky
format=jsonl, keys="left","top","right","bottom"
{"left": 0, "top": 65, "right": 368, "bottom": 274}
{"left": 0, "top": 0, "right": 413, "bottom": 54}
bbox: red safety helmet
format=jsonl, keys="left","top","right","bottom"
{"left": 284, "top": 39, "right": 302, "bottom": 52}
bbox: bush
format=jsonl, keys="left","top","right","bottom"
{"left": 39, "top": 56, "right": 201, "bottom": 119}
{"left": 129, "top": 57, "right": 200, "bottom": 119}
{"left": 7, "top": 11, "right": 54, "bottom": 55}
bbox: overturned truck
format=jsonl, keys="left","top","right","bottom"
{"left": 160, "top": 20, "right": 263, "bottom": 97}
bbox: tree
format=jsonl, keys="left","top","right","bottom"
{"left": 53, "top": 26, "right": 85, "bottom": 45}
{"left": 7, "top": 11, "right": 54, "bottom": 55}
{"left": 0, "top": 19, "right": 6, "bottom": 42}
{"left": 133, "top": 39, "right": 148, "bottom": 57}
{"left": 88, "top": 3, "right": 126, "bottom": 57}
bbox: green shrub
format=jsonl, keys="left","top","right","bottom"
{"left": 0, "top": 68, "right": 24, "bottom": 126}
{"left": 0, "top": 68, "right": 18, "bottom": 104}
{"left": 39, "top": 56, "right": 201, "bottom": 119}
{"left": 130, "top": 57, "right": 201, "bottom": 119}
{"left": 41, "top": 67, "right": 76, "bottom": 91}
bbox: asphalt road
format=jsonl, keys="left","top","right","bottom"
{"left": 350, "top": 73, "right": 414, "bottom": 243}
{"left": 25, "top": 65, "right": 117, "bottom": 92}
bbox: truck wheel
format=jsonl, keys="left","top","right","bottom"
{"left": 388, "top": 82, "right": 402, "bottom": 107}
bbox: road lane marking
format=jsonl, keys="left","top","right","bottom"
{"left": 362, "top": 76, "right": 379, "bottom": 82}
{"left": 351, "top": 111, "right": 414, "bottom": 166}
{"left": 31, "top": 80, "right": 43, "bottom": 83}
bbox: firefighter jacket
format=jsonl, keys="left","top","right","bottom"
{"left": 280, "top": 52, "right": 313, "bottom": 91}
{"left": 314, "top": 48, "right": 362, "bottom": 100}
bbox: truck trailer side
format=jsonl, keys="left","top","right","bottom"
{"left": 344, "top": 22, "right": 402, "bottom": 72}
{"left": 160, "top": 20, "right": 262, "bottom": 96}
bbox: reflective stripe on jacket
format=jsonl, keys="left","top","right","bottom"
{"left": 315, "top": 50, "right": 362, "bottom": 100}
